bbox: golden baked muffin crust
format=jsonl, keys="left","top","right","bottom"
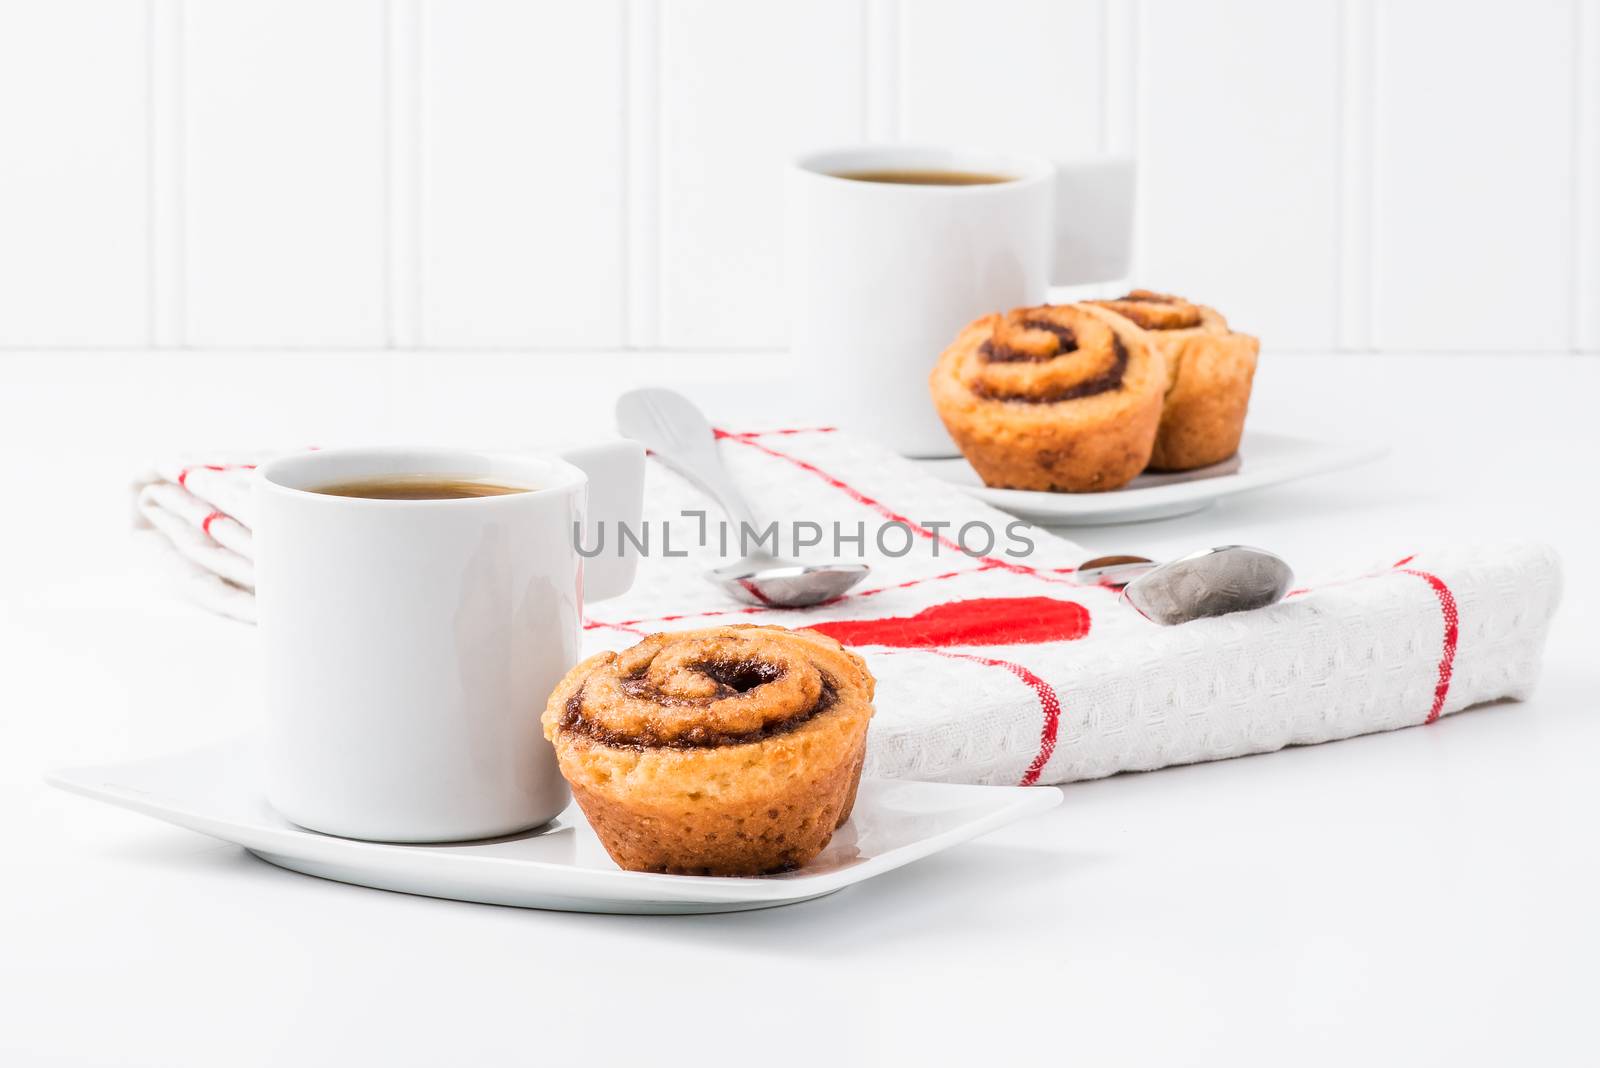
{"left": 1091, "top": 290, "right": 1259, "bottom": 472}
{"left": 928, "top": 302, "right": 1166, "bottom": 492}
{"left": 543, "top": 625, "right": 875, "bottom": 876}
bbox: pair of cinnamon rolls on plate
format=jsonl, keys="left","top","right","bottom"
{"left": 929, "top": 291, "right": 1259, "bottom": 492}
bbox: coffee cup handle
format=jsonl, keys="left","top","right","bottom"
{"left": 560, "top": 439, "right": 646, "bottom": 603}
{"left": 1050, "top": 154, "right": 1137, "bottom": 287}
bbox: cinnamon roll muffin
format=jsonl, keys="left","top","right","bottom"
{"left": 928, "top": 302, "right": 1166, "bottom": 492}
{"left": 543, "top": 625, "right": 875, "bottom": 876}
{"left": 1091, "top": 290, "right": 1259, "bottom": 471}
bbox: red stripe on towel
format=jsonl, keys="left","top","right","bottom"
{"left": 584, "top": 561, "right": 1000, "bottom": 632}
{"left": 585, "top": 605, "right": 765, "bottom": 630}
{"left": 851, "top": 562, "right": 1002, "bottom": 600}
{"left": 201, "top": 510, "right": 225, "bottom": 538}
{"left": 918, "top": 649, "right": 1062, "bottom": 787}
{"left": 583, "top": 617, "right": 647, "bottom": 638}
{"left": 722, "top": 434, "right": 965, "bottom": 552}
{"left": 713, "top": 427, "right": 838, "bottom": 439}
{"left": 1267, "top": 554, "right": 1457, "bottom": 723}
{"left": 1397, "top": 568, "right": 1460, "bottom": 724}
{"left": 720, "top": 434, "right": 1090, "bottom": 590}
{"left": 1287, "top": 551, "right": 1421, "bottom": 599}
{"left": 178, "top": 462, "right": 255, "bottom": 489}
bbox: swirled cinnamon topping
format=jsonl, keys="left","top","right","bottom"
{"left": 1094, "top": 289, "right": 1204, "bottom": 331}
{"left": 961, "top": 304, "right": 1130, "bottom": 404}
{"left": 556, "top": 628, "right": 856, "bottom": 750}
{"left": 981, "top": 318, "right": 1077, "bottom": 362}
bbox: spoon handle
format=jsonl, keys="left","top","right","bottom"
{"left": 614, "top": 389, "right": 760, "bottom": 535}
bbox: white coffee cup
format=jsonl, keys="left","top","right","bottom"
{"left": 254, "top": 442, "right": 645, "bottom": 843}
{"left": 785, "top": 145, "right": 1137, "bottom": 457}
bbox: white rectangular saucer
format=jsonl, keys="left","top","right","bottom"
{"left": 48, "top": 739, "right": 1061, "bottom": 915}
{"left": 917, "top": 430, "right": 1385, "bottom": 525}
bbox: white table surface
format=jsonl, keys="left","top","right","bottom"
{"left": 0, "top": 351, "right": 1594, "bottom": 1067}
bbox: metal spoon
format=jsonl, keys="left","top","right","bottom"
{"left": 1081, "top": 546, "right": 1294, "bottom": 625}
{"left": 615, "top": 388, "right": 870, "bottom": 608}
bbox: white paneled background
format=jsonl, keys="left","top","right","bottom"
{"left": 1, "top": 0, "right": 1597, "bottom": 353}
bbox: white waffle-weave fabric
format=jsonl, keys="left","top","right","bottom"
{"left": 137, "top": 430, "right": 1562, "bottom": 787}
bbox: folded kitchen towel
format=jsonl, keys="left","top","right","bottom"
{"left": 135, "top": 430, "right": 1562, "bottom": 787}
{"left": 135, "top": 454, "right": 264, "bottom": 623}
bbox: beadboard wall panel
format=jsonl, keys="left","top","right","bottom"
{"left": 0, "top": 2, "right": 147, "bottom": 347}
{"left": 418, "top": 0, "right": 625, "bottom": 348}
{"left": 900, "top": 0, "right": 1105, "bottom": 156}
{"left": 1574, "top": 0, "right": 1600, "bottom": 351}
{"left": 1372, "top": 0, "right": 1575, "bottom": 351}
{"left": 183, "top": 0, "right": 389, "bottom": 347}
{"left": 2, "top": 0, "right": 1596, "bottom": 354}
{"left": 1137, "top": 0, "right": 1341, "bottom": 350}
{"left": 655, "top": 0, "right": 863, "bottom": 349}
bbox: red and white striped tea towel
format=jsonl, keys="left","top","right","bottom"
{"left": 136, "top": 430, "right": 1562, "bottom": 787}
{"left": 134, "top": 455, "right": 265, "bottom": 623}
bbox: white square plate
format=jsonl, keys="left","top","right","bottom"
{"left": 916, "top": 430, "right": 1385, "bottom": 525}
{"left": 49, "top": 740, "right": 1061, "bottom": 914}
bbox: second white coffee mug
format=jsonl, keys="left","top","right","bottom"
{"left": 785, "top": 145, "right": 1136, "bottom": 456}
{"left": 254, "top": 442, "right": 644, "bottom": 843}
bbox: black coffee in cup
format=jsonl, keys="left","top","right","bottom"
{"left": 311, "top": 475, "right": 531, "bottom": 500}
{"left": 831, "top": 168, "right": 1013, "bottom": 186}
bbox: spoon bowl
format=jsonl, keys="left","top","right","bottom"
{"left": 1119, "top": 545, "right": 1293, "bottom": 625}
{"left": 711, "top": 558, "right": 873, "bottom": 608}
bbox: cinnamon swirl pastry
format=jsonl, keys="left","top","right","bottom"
{"left": 928, "top": 302, "right": 1166, "bottom": 492}
{"left": 1091, "top": 290, "right": 1259, "bottom": 471}
{"left": 543, "top": 625, "right": 875, "bottom": 876}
